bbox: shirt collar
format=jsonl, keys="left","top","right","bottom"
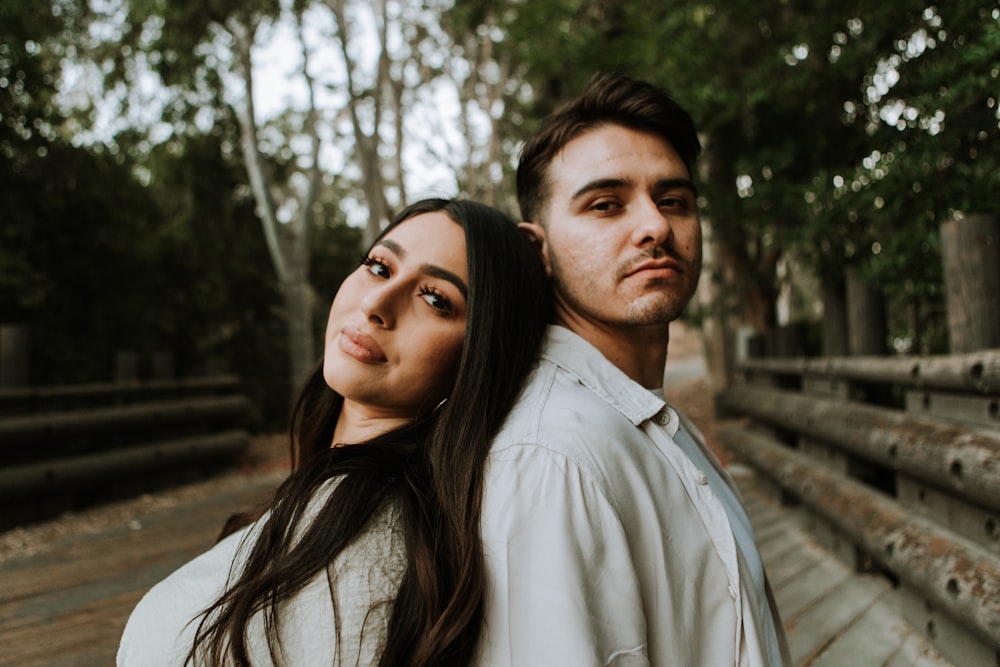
{"left": 540, "top": 325, "right": 666, "bottom": 426}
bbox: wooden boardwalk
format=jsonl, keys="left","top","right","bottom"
{"left": 733, "top": 467, "right": 952, "bottom": 666}
{"left": 0, "top": 474, "right": 281, "bottom": 667}
{"left": 1, "top": 468, "right": 953, "bottom": 666}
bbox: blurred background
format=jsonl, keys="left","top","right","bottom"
{"left": 2, "top": 4, "right": 999, "bottom": 664}
{"left": 2, "top": 0, "right": 997, "bottom": 424}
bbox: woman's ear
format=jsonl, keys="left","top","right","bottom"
{"left": 518, "top": 222, "right": 552, "bottom": 278}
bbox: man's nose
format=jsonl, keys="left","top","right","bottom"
{"left": 630, "top": 198, "right": 674, "bottom": 248}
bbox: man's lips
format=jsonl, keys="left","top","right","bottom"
{"left": 624, "top": 258, "right": 683, "bottom": 279}
{"left": 338, "top": 326, "right": 387, "bottom": 363}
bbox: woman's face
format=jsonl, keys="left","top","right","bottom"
{"left": 323, "top": 211, "right": 468, "bottom": 420}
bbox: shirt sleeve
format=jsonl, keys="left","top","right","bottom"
{"left": 476, "top": 443, "right": 649, "bottom": 667}
{"left": 117, "top": 528, "right": 250, "bottom": 666}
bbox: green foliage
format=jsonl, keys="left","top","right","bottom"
{"left": 6, "top": 0, "right": 994, "bottom": 412}
{"left": 1, "top": 0, "right": 363, "bottom": 427}
{"left": 472, "top": 0, "right": 998, "bottom": 347}
{"left": 3, "top": 139, "right": 165, "bottom": 382}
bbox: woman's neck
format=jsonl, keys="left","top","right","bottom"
{"left": 332, "top": 400, "right": 413, "bottom": 446}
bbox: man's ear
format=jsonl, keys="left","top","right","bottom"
{"left": 518, "top": 222, "right": 552, "bottom": 277}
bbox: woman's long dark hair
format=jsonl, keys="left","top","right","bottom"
{"left": 188, "top": 199, "right": 550, "bottom": 666}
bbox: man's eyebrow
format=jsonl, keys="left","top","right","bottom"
{"left": 569, "top": 177, "right": 634, "bottom": 204}
{"left": 656, "top": 177, "right": 699, "bottom": 197}
{"left": 569, "top": 176, "right": 699, "bottom": 203}
{"left": 421, "top": 264, "right": 468, "bottom": 300}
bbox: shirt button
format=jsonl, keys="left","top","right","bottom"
{"left": 657, "top": 411, "right": 671, "bottom": 426}
{"left": 695, "top": 471, "right": 709, "bottom": 485}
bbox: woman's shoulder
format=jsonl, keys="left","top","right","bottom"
{"left": 117, "top": 526, "right": 254, "bottom": 666}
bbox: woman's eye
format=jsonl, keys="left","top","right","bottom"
{"left": 361, "top": 256, "right": 390, "bottom": 278}
{"left": 420, "top": 289, "right": 452, "bottom": 314}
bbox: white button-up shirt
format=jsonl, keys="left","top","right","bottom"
{"left": 476, "top": 326, "right": 789, "bottom": 666}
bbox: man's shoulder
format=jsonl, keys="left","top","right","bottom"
{"left": 511, "top": 355, "right": 629, "bottom": 423}
{"left": 491, "top": 357, "right": 641, "bottom": 472}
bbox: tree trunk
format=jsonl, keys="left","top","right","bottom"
{"left": 821, "top": 275, "right": 849, "bottom": 356}
{"left": 283, "top": 280, "right": 316, "bottom": 396}
{"left": 845, "top": 267, "right": 887, "bottom": 356}
{"left": 940, "top": 214, "right": 1000, "bottom": 353}
{"left": 229, "top": 12, "right": 319, "bottom": 400}
{"left": 330, "top": 0, "right": 391, "bottom": 247}
{"left": 715, "top": 237, "right": 779, "bottom": 333}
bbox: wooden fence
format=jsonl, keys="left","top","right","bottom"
{"left": 0, "top": 375, "right": 253, "bottom": 529}
{"left": 716, "top": 215, "right": 1000, "bottom": 666}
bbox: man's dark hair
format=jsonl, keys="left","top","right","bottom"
{"left": 516, "top": 72, "right": 702, "bottom": 223}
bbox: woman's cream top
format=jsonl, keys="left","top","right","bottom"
{"left": 117, "top": 478, "right": 406, "bottom": 667}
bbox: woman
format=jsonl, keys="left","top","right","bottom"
{"left": 117, "top": 198, "right": 550, "bottom": 666}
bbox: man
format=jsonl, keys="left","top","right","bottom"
{"left": 476, "top": 73, "right": 790, "bottom": 666}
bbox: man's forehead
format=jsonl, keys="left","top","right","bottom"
{"left": 548, "top": 127, "right": 691, "bottom": 194}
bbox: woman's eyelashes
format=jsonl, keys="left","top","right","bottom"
{"left": 361, "top": 255, "right": 391, "bottom": 278}
{"left": 418, "top": 287, "right": 454, "bottom": 316}
{"left": 361, "top": 255, "right": 456, "bottom": 316}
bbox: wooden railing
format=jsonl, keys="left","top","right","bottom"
{"left": 718, "top": 350, "right": 1000, "bottom": 665}
{"left": 0, "top": 375, "right": 253, "bottom": 529}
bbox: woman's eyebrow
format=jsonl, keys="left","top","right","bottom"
{"left": 376, "top": 238, "right": 468, "bottom": 299}
{"left": 421, "top": 264, "right": 468, "bottom": 300}
{"left": 375, "top": 238, "right": 405, "bottom": 258}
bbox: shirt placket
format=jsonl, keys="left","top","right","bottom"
{"left": 648, "top": 406, "right": 745, "bottom": 643}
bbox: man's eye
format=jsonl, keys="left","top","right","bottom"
{"left": 592, "top": 200, "right": 619, "bottom": 212}
{"left": 660, "top": 197, "right": 689, "bottom": 209}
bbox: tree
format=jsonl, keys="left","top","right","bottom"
{"left": 81, "top": 0, "right": 518, "bottom": 399}
{"left": 464, "top": 0, "right": 997, "bottom": 356}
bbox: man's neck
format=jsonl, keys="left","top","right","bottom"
{"left": 554, "top": 315, "right": 669, "bottom": 389}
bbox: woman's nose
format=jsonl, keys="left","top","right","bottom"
{"left": 360, "top": 286, "right": 395, "bottom": 328}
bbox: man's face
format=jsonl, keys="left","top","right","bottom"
{"left": 532, "top": 124, "right": 702, "bottom": 338}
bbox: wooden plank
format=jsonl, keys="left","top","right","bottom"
{"left": 733, "top": 469, "right": 959, "bottom": 667}
{"left": 6, "top": 462, "right": 967, "bottom": 667}
{"left": 735, "top": 350, "right": 1000, "bottom": 394}
{"left": 720, "top": 423, "right": 1000, "bottom": 649}
{"left": 760, "top": 539, "right": 820, "bottom": 589}
{"left": 719, "top": 386, "right": 1000, "bottom": 511}
{"left": 772, "top": 551, "right": 853, "bottom": 620}
{"left": 0, "top": 473, "right": 280, "bottom": 667}
{"left": 811, "top": 594, "right": 952, "bottom": 667}
{"left": 785, "top": 572, "right": 892, "bottom": 664}
{"left": 884, "top": 634, "right": 961, "bottom": 667}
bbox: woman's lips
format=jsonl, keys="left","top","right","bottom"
{"left": 338, "top": 326, "right": 387, "bottom": 363}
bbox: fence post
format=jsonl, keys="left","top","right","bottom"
{"left": 0, "top": 324, "right": 29, "bottom": 387}
{"left": 152, "top": 351, "right": 175, "bottom": 380}
{"left": 821, "top": 275, "right": 849, "bottom": 356}
{"left": 114, "top": 350, "right": 139, "bottom": 382}
{"left": 845, "top": 267, "right": 887, "bottom": 356}
{"left": 940, "top": 214, "right": 1000, "bottom": 353}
